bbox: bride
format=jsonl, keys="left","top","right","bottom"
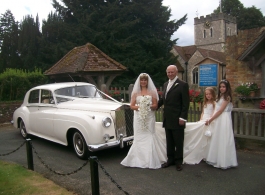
{"left": 121, "top": 73, "right": 166, "bottom": 169}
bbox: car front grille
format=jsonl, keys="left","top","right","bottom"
{"left": 115, "top": 105, "right": 134, "bottom": 137}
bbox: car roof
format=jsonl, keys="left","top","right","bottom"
{"left": 31, "top": 82, "right": 95, "bottom": 91}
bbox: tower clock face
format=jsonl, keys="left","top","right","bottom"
{"left": 204, "top": 21, "right": 211, "bottom": 28}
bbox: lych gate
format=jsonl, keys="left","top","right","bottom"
{"left": 44, "top": 43, "right": 127, "bottom": 89}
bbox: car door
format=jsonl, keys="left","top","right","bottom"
{"left": 27, "top": 89, "right": 41, "bottom": 133}
{"left": 35, "top": 89, "right": 57, "bottom": 139}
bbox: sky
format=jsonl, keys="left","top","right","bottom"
{"left": 1, "top": 0, "right": 265, "bottom": 46}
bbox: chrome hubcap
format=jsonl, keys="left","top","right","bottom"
{"left": 74, "top": 133, "right": 84, "bottom": 155}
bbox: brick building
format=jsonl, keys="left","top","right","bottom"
{"left": 172, "top": 12, "right": 265, "bottom": 108}
{"left": 226, "top": 27, "right": 265, "bottom": 108}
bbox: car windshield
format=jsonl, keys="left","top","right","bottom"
{"left": 54, "top": 85, "right": 102, "bottom": 98}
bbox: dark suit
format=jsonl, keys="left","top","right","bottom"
{"left": 158, "top": 78, "right": 189, "bottom": 165}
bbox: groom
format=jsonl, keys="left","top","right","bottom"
{"left": 157, "top": 65, "right": 189, "bottom": 171}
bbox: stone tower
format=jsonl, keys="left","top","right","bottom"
{"left": 194, "top": 13, "right": 237, "bottom": 52}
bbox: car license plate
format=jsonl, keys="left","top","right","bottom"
{"left": 125, "top": 140, "right": 133, "bottom": 146}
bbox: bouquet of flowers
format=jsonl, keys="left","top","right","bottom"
{"left": 138, "top": 96, "right": 151, "bottom": 130}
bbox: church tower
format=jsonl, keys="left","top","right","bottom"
{"left": 194, "top": 13, "right": 237, "bottom": 52}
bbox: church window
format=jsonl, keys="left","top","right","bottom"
{"left": 210, "top": 28, "right": 213, "bottom": 37}
{"left": 203, "top": 30, "right": 206, "bottom": 38}
{"left": 192, "top": 67, "right": 198, "bottom": 84}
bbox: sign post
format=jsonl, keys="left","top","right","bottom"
{"left": 199, "top": 64, "right": 218, "bottom": 87}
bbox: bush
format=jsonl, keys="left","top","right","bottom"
{"left": 189, "top": 89, "right": 203, "bottom": 103}
{"left": 0, "top": 68, "right": 48, "bottom": 101}
{"left": 234, "top": 84, "right": 251, "bottom": 96}
{"left": 235, "top": 82, "right": 260, "bottom": 97}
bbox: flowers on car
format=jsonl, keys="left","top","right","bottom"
{"left": 189, "top": 89, "right": 203, "bottom": 103}
{"left": 138, "top": 96, "right": 151, "bottom": 130}
{"left": 107, "top": 89, "right": 122, "bottom": 100}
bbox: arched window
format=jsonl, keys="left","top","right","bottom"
{"left": 192, "top": 67, "right": 198, "bottom": 84}
{"left": 210, "top": 28, "right": 213, "bottom": 37}
{"left": 203, "top": 30, "right": 206, "bottom": 38}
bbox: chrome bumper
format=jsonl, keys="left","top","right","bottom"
{"left": 88, "top": 136, "right": 134, "bottom": 152}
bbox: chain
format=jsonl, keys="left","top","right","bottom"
{"left": 1, "top": 140, "right": 130, "bottom": 194}
{"left": 0, "top": 141, "right": 26, "bottom": 156}
{"left": 31, "top": 142, "right": 89, "bottom": 176}
{"left": 96, "top": 158, "right": 130, "bottom": 195}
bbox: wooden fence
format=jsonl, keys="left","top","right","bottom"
{"left": 232, "top": 108, "right": 265, "bottom": 141}
{"left": 157, "top": 106, "right": 265, "bottom": 141}
{"left": 1, "top": 100, "right": 265, "bottom": 141}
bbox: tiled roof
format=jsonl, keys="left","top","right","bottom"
{"left": 44, "top": 43, "right": 127, "bottom": 75}
{"left": 173, "top": 45, "right": 197, "bottom": 61}
{"left": 197, "top": 48, "right": 226, "bottom": 64}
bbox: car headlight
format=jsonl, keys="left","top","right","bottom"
{"left": 102, "top": 117, "right": 112, "bottom": 127}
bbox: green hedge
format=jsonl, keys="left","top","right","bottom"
{"left": 0, "top": 69, "right": 48, "bottom": 101}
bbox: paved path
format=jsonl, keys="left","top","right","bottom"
{"left": 1, "top": 125, "right": 265, "bottom": 195}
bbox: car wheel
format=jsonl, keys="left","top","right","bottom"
{"left": 19, "top": 120, "right": 28, "bottom": 139}
{"left": 73, "top": 131, "right": 89, "bottom": 159}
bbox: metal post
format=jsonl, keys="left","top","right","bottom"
{"left": 90, "top": 156, "right": 100, "bottom": 195}
{"left": 26, "top": 139, "right": 34, "bottom": 171}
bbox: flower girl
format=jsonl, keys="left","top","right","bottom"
{"left": 205, "top": 80, "right": 238, "bottom": 169}
{"left": 183, "top": 87, "right": 215, "bottom": 164}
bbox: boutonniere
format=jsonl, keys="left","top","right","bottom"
{"left": 174, "top": 83, "right": 179, "bottom": 87}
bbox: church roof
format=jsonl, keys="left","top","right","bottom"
{"left": 44, "top": 43, "right": 127, "bottom": 76}
{"left": 173, "top": 45, "right": 197, "bottom": 62}
{"left": 197, "top": 48, "right": 226, "bottom": 64}
{"left": 173, "top": 45, "right": 226, "bottom": 65}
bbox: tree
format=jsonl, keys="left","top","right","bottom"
{"left": 214, "top": 0, "right": 265, "bottom": 30}
{"left": 214, "top": 0, "right": 244, "bottom": 18}
{"left": 47, "top": 0, "right": 187, "bottom": 85}
{"left": 237, "top": 6, "right": 265, "bottom": 30}
{"left": 0, "top": 10, "right": 20, "bottom": 72}
{"left": 18, "top": 15, "right": 42, "bottom": 70}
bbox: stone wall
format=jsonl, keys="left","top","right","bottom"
{"left": 0, "top": 101, "right": 22, "bottom": 124}
{"left": 226, "top": 28, "right": 263, "bottom": 108}
{"left": 194, "top": 13, "right": 237, "bottom": 52}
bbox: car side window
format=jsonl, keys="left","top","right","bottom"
{"left": 28, "top": 90, "right": 40, "bottom": 103}
{"left": 41, "top": 90, "right": 54, "bottom": 104}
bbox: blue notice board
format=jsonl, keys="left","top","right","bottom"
{"left": 199, "top": 64, "right": 217, "bottom": 86}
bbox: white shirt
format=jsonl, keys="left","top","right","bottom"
{"left": 166, "top": 76, "right": 178, "bottom": 95}
{"left": 165, "top": 76, "right": 186, "bottom": 122}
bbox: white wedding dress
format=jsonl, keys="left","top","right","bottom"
{"left": 206, "top": 98, "right": 238, "bottom": 169}
{"left": 121, "top": 95, "right": 167, "bottom": 169}
{"left": 183, "top": 103, "right": 214, "bottom": 164}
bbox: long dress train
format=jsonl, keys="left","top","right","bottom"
{"left": 183, "top": 103, "right": 214, "bottom": 164}
{"left": 121, "top": 95, "right": 167, "bottom": 169}
{"left": 206, "top": 98, "right": 238, "bottom": 169}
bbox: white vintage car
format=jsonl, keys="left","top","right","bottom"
{"left": 12, "top": 82, "right": 134, "bottom": 159}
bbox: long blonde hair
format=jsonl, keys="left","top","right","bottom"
{"left": 203, "top": 87, "right": 216, "bottom": 110}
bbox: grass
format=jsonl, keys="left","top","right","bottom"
{"left": 0, "top": 160, "right": 75, "bottom": 195}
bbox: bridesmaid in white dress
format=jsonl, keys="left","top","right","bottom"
{"left": 205, "top": 80, "right": 238, "bottom": 169}
{"left": 121, "top": 73, "right": 166, "bottom": 169}
{"left": 183, "top": 87, "right": 215, "bottom": 164}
